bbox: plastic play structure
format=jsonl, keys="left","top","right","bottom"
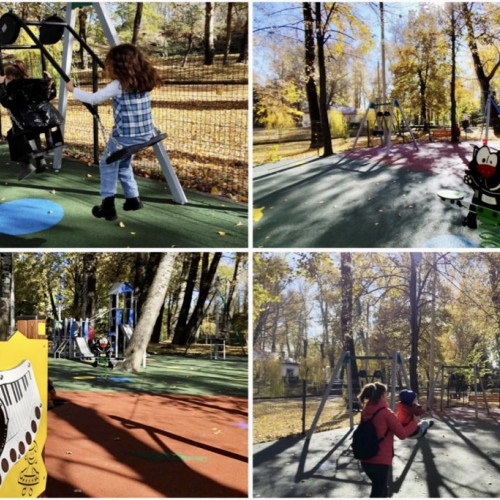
{"left": 306, "top": 351, "right": 410, "bottom": 439}
{"left": 0, "top": 3, "right": 187, "bottom": 204}
{"left": 434, "top": 364, "right": 491, "bottom": 418}
{"left": 353, "top": 100, "right": 418, "bottom": 153}
{"left": 0, "top": 331, "right": 48, "bottom": 498}
{"left": 52, "top": 281, "right": 139, "bottom": 368}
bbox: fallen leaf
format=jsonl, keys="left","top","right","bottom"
{"left": 253, "top": 207, "right": 265, "bottom": 222}
{"left": 235, "top": 221, "right": 244, "bottom": 227}
{"left": 218, "top": 231, "right": 226, "bottom": 236}
{"left": 119, "top": 222, "right": 126, "bottom": 228}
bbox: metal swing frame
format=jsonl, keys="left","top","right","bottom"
{"left": 352, "top": 99, "right": 418, "bottom": 153}
{"left": 480, "top": 91, "right": 500, "bottom": 146}
{"left": 0, "top": 4, "right": 187, "bottom": 204}
{"left": 306, "top": 351, "right": 410, "bottom": 439}
{"left": 434, "top": 364, "right": 490, "bottom": 418}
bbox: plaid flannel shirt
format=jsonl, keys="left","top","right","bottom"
{"left": 112, "top": 91, "right": 155, "bottom": 137}
{"left": 73, "top": 80, "right": 155, "bottom": 138}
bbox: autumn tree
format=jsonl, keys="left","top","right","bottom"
{"left": 117, "top": 254, "right": 177, "bottom": 372}
{"left": 0, "top": 254, "right": 13, "bottom": 341}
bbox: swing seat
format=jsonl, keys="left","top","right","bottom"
{"left": 373, "top": 130, "right": 384, "bottom": 137}
{"left": 106, "top": 132, "right": 167, "bottom": 164}
{"left": 7, "top": 125, "right": 63, "bottom": 162}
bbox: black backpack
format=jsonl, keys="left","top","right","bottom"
{"left": 351, "top": 407, "right": 388, "bottom": 460}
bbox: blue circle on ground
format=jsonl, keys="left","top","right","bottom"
{"left": 0, "top": 199, "right": 64, "bottom": 235}
{"left": 423, "top": 235, "right": 477, "bottom": 248}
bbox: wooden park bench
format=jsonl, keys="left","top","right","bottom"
{"left": 468, "top": 393, "right": 499, "bottom": 406}
{"left": 431, "top": 128, "right": 453, "bottom": 139}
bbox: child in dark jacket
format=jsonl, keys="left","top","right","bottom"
{"left": 0, "top": 60, "right": 60, "bottom": 180}
{"left": 396, "top": 389, "right": 434, "bottom": 438}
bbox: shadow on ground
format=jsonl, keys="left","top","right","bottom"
{"left": 253, "top": 411, "right": 500, "bottom": 497}
{"left": 253, "top": 142, "right": 485, "bottom": 248}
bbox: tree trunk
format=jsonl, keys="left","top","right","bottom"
{"left": 0, "top": 254, "right": 13, "bottom": 341}
{"left": 462, "top": 3, "right": 500, "bottom": 105}
{"left": 340, "top": 253, "right": 359, "bottom": 391}
{"left": 223, "top": 3, "right": 234, "bottom": 65}
{"left": 314, "top": 3, "right": 333, "bottom": 156}
{"left": 223, "top": 253, "right": 242, "bottom": 330}
{"left": 131, "top": 2, "right": 144, "bottom": 45}
{"left": 204, "top": 2, "right": 215, "bottom": 66}
{"left": 172, "top": 253, "right": 201, "bottom": 344}
{"left": 409, "top": 253, "right": 421, "bottom": 393}
{"left": 166, "top": 254, "right": 191, "bottom": 338}
{"left": 303, "top": 3, "right": 322, "bottom": 149}
{"left": 117, "top": 254, "right": 176, "bottom": 372}
{"left": 236, "top": 18, "right": 248, "bottom": 63}
{"left": 80, "top": 253, "right": 97, "bottom": 320}
{"left": 172, "top": 253, "right": 222, "bottom": 345}
{"left": 450, "top": 4, "right": 459, "bottom": 143}
{"left": 78, "top": 8, "right": 88, "bottom": 69}
{"left": 150, "top": 302, "right": 165, "bottom": 343}
{"left": 182, "top": 34, "right": 194, "bottom": 68}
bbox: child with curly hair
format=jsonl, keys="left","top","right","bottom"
{"left": 66, "top": 43, "right": 162, "bottom": 220}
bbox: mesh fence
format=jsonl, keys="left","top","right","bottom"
{"left": 1, "top": 53, "right": 248, "bottom": 200}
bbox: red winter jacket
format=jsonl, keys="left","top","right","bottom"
{"left": 396, "top": 401, "right": 425, "bottom": 427}
{"left": 360, "top": 400, "right": 418, "bottom": 466}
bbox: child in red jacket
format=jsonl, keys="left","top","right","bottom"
{"left": 396, "top": 389, "right": 434, "bottom": 438}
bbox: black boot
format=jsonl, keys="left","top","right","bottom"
{"left": 92, "top": 196, "right": 117, "bottom": 221}
{"left": 123, "top": 197, "right": 144, "bottom": 211}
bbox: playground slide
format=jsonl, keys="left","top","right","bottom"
{"left": 75, "top": 337, "right": 95, "bottom": 361}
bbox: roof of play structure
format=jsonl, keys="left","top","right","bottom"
{"left": 109, "top": 282, "right": 134, "bottom": 295}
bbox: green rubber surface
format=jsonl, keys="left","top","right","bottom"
{"left": 49, "top": 355, "right": 248, "bottom": 397}
{"left": 253, "top": 143, "right": 482, "bottom": 248}
{"left": 0, "top": 144, "right": 247, "bottom": 248}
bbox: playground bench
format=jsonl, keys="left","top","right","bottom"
{"left": 431, "top": 129, "right": 452, "bottom": 139}
{"left": 468, "top": 393, "right": 499, "bottom": 405}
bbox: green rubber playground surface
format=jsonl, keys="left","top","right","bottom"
{"left": 253, "top": 143, "right": 483, "bottom": 248}
{"left": 48, "top": 355, "right": 248, "bottom": 397}
{"left": 0, "top": 144, "right": 247, "bottom": 248}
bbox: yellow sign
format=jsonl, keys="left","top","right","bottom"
{"left": 0, "top": 332, "right": 47, "bottom": 498}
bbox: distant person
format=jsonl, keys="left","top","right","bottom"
{"left": 357, "top": 382, "right": 418, "bottom": 498}
{"left": 396, "top": 389, "right": 434, "bottom": 438}
{"left": 462, "top": 112, "right": 470, "bottom": 132}
{"left": 66, "top": 43, "right": 162, "bottom": 221}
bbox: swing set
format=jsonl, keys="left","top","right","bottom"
{"left": 306, "top": 351, "right": 410, "bottom": 439}
{"left": 0, "top": 3, "right": 187, "bottom": 204}
{"left": 434, "top": 364, "right": 491, "bottom": 418}
{"left": 352, "top": 99, "right": 419, "bottom": 153}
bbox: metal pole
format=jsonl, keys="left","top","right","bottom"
{"left": 347, "top": 356, "right": 354, "bottom": 429}
{"left": 54, "top": 4, "right": 77, "bottom": 171}
{"left": 92, "top": 58, "right": 99, "bottom": 165}
{"left": 390, "top": 352, "right": 397, "bottom": 410}
{"left": 440, "top": 365, "right": 444, "bottom": 411}
{"left": 306, "top": 351, "right": 348, "bottom": 440}
{"left": 474, "top": 365, "right": 479, "bottom": 419}
{"left": 352, "top": 105, "right": 372, "bottom": 151}
{"left": 301, "top": 339, "right": 308, "bottom": 436}
{"left": 485, "top": 94, "right": 491, "bottom": 145}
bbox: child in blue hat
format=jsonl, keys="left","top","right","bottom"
{"left": 396, "top": 389, "right": 434, "bottom": 438}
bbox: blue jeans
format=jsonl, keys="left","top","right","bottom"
{"left": 99, "top": 134, "right": 153, "bottom": 199}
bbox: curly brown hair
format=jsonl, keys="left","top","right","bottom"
{"left": 104, "top": 44, "right": 162, "bottom": 92}
{"left": 5, "top": 60, "right": 30, "bottom": 80}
